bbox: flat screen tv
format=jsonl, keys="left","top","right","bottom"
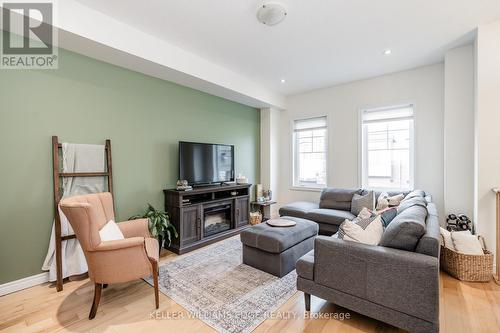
{"left": 179, "top": 141, "right": 234, "bottom": 186}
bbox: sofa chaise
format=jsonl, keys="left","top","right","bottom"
{"left": 282, "top": 188, "right": 440, "bottom": 333}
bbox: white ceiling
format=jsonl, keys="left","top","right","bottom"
{"left": 75, "top": 0, "right": 500, "bottom": 96}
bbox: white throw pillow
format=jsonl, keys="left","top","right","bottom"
{"left": 340, "top": 216, "right": 384, "bottom": 246}
{"left": 357, "top": 207, "right": 373, "bottom": 220}
{"left": 376, "top": 192, "right": 389, "bottom": 210}
{"left": 387, "top": 194, "right": 404, "bottom": 207}
{"left": 439, "top": 227, "right": 455, "bottom": 250}
{"left": 451, "top": 231, "right": 484, "bottom": 255}
{"left": 99, "top": 220, "right": 125, "bottom": 241}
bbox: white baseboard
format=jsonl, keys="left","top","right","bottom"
{"left": 0, "top": 272, "right": 49, "bottom": 297}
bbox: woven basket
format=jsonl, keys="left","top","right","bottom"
{"left": 440, "top": 236, "right": 493, "bottom": 282}
{"left": 249, "top": 211, "right": 262, "bottom": 225}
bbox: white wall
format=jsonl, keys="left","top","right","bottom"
{"left": 279, "top": 64, "right": 445, "bottom": 217}
{"left": 474, "top": 20, "right": 500, "bottom": 259}
{"left": 444, "top": 45, "right": 475, "bottom": 218}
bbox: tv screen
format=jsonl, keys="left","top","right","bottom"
{"left": 179, "top": 141, "right": 234, "bottom": 185}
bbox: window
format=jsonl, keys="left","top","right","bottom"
{"left": 361, "top": 105, "right": 414, "bottom": 190}
{"left": 293, "top": 116, "right": 327, "bottom": 188}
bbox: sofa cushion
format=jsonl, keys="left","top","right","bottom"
{"left": 279, "top": 201, "right": 318, "bottom": 220}
{"left": 397, "top": 196, "right": 427, "bottom": 213}
{"left": 240, "top": 216, "right": 318, "bottom": 253}
{"left": 402, "top": 189, "right": 426, "bottom": 201}
{"left": 296, "top": 250, "right": 314, "bottom": 280}
{"left": 351, "top": 191, "right": 375, "bottom": 215}
{"left": 320, "top": 188, "right": 361, "bottom": 210}
{"left": 307, "top": 208, "right": 356, "bottom": 226}
{"left": 416, "top": 206, "right": 441, "bottom": 258}
{"left": 380, "top": 205, "right": 428, "bottom": 251}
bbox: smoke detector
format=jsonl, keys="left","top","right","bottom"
{"left": 257, "top": 3, "right": 287, "bottom": 26}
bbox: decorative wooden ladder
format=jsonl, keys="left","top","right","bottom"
{"left": 52, "top": 136, "right": 114, "bottom": 291}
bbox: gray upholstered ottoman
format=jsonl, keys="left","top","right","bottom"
{"left": 240, "top": 216, "right": 318, "bottom": 277}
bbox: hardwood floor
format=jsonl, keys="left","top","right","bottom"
{"left": 1, "top": 253, "right": 499, "bottom": 333}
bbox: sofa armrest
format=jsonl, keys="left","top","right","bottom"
{"left": 314, "top": 236, "right": 439, "bottom": 323}
{"left": 94, "top": 237, "right": 145, "bottom": 251}
{"left": 118, "top": 218, "right": 151, "bottom": 238}
{"left": 86, "top": 237, "right": 152, "bottom": 284}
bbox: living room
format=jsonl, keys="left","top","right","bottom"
{"left": 1, "top": 1, "right": 499, "bottom": 333}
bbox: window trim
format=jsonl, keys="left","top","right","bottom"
{"left": 291, "top": 115, "right": 328, "bottom": 190}
{"left": 358, "top": 103, "right": 416, "bottom": 191}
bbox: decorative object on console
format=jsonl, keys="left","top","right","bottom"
{"left": 236, "top": 174, "right": 248, "bottom": 184}
{"left": 129, "top": 204, "right": 178, "bottom": 252}
{"left": 176, "top": 179, "right": 192, "bottom": 191}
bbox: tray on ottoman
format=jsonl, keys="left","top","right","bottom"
{"left": 240, "top": 216, "right": 318, "bottom": 277}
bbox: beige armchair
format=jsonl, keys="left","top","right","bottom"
{"left": 59, "top": 192, "right": 159, "bottom": 319}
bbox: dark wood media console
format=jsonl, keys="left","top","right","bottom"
{"left": 164, "top": 184, "right": 251, "bottom": 254}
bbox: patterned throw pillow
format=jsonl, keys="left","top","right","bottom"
{"left": 335, "top": 215, "right": 384, "bottom": 246}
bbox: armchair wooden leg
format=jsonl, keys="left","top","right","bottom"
{"left": 151, "top": 260, "right": 159, "bottom": 309}
{"left": 89, "top": 283, "right": 103, "bottom": 320}
{"left": 304, "top": 292, "right": 311, "bottom": 312}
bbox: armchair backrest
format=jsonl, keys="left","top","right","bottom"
{"left": 59, "top": 192, "right": 115, "bottom": 251}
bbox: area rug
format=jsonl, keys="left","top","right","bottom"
{"left": 145, "top": 237, "right": 297, "bottom": 333}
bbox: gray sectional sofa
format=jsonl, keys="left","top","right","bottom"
{"left": 280, "top": 188, "right": 440, "bottom": 333}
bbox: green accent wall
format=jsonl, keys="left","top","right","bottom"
{"left": 0, "top": 46, "right": 260, "bottom": 284}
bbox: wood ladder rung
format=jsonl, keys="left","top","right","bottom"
{"left": 59, "top": 172, "right": 110, "bottom": 177}
{"left": 57, "top": 143, "right": 109, "bottom": 150}
{"left": 61, "top": 235, "right": 76, "bottom": 241}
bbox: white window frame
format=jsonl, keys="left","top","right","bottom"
{"left": 292, "top": 116, "right": 328, "bottom": 190}
{"left": 359, "top": 104, "right": 415, "bottom": 191}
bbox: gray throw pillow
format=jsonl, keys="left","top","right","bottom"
{"left": 351, "top": 191, "right": 374, "bottom": 215}
{"left": 380, "top": 208, "right": 398, "bottom": 227}
{"left": 380, "top": 205, "right": 428, "bottom": 251}
{"left": 397, "top": 196, "right": 427, "bottom": 214}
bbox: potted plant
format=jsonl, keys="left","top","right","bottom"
{"left": 130, "top": 204, "right": 178, "bottom": 253}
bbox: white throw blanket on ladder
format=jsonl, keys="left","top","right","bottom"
{"left": 42, "top": 143, "right": 106, "bottom": 281}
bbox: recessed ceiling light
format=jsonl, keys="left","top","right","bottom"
{"left": 383, "top": 49, "right": 392, "bottom": 55}
{"left": 280, "top": 79, "right": 286, "bottom": 83}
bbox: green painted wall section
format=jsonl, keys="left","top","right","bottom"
{"left": 0, "top": 47, "right": 260, "bottom": 284}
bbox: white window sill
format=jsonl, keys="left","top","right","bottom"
{"left": 290, "top": 186, "right": 325, "bottom": 192}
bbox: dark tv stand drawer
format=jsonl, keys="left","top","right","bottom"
{"left": 164, "top": 184, "right": 251, "bottom": 254}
